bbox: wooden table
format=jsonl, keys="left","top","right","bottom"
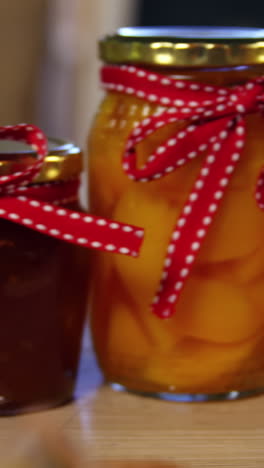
{"left": 1, "top": 337, "right": 264, "bottom": 468}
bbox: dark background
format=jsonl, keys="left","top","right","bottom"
{"left": 138, "top": 0, "right": 264, "bottom": 27}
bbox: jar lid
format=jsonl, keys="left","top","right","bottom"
{"left": 0, "top": 138, "right": 82, "bottom": 183}
{"left": 100, "top": 26, "right": 264, "bottom": 68}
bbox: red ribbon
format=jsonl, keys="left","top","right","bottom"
{"left": 101, "top": 65, "right": 264, "bottom": 318}
{"left": 0, "top": 124, "right": 144, "bottom": 257}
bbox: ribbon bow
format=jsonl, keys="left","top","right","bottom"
{"left": 0, "top": 124, "right": 144, "bottom": 257}
{"left": 101, "top": 65, "right": 264, "bottom": 318}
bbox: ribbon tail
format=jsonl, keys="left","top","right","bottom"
{"left": 152, "top": 118, "right": 246, "bottom": 318}
{"left": 0, "top": 197, "right": 144, "bottom": 257}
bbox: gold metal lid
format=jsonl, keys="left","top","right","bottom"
{"left": 100, "top": 26, "right": 264, "bottom": 68}
{"left": 0, "top": 138, "right": 82, "bottom": 183}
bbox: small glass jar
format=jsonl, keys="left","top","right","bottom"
{"left": 88, "top": 27, "right": 264, "bottom": 400}
{"left": 0, "top": 139, "right": 89, "bottom": 415}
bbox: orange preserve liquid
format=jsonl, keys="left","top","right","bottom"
{"left": 88, "top": 27, "right": 264, "bottom": 399}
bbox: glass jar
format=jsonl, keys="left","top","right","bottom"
{"left": 88, "top": 27, "right": 264, "bottom": 400}
{"left": 0, "top": 138, "right": 89, "bottom": 414}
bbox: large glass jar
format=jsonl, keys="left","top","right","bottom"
{"left": 0, "top": 139, "right": 89, "bottom": 414}
{"left": 88, "top": 27, "right": 264, "bottom": 400}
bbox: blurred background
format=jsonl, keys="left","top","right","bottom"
{"left": 0, "top": 0, "right": 138, "bottom": 147}
{"left": 0, "top": 0, "right": 263, "bottom": 147}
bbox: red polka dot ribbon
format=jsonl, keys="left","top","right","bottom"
{"left": 0, "top": 124, "right": 144, "bottom": 257}
{"left": 101, "top": 65, "right": 264, "bottom": 319}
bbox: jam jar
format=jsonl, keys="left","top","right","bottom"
{"left": 88, "top": 27, "right": 264, "bottom": 400}
{"left": 0, "top": 138, "right": 89, "bottom": 414}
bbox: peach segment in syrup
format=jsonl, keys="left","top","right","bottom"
{"left": 143, "top": 335, "right": 260, "bottom": 392}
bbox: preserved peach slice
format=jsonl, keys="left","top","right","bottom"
{"left": 144, "top": 335, "right": 259, "bottom": 392}
{"left": 113, "top": 186, "right": 179, "bottom": 306}
{"left": 113, "top": 187, "right": 186, "bottom": 350}
{"left": 231, "top": 246, "right": 264, "bottom": 284}
{"left": 88, "top": 94, "right": 141, "bottom": 216}
{"left": 197, "top": 188, "right": 264, "bottom": 262}
{"left": 227, "top": 247, "right": 264, "bottom": 284}
{"left": 107, "top": 300, "right": 152, "bottom": 362}
{"left": 89, "top": 157, "right": 129, "bottom": 217}
{"left": 246, "top": 274, "right": 264, "bottom": 314}
{"left": 123, "top": 298, "right": 184, "bottom": 351}
{"left": 194, "top": 246, "right": 264, "bottom": 285}
{"left": 177, "top": 276, "right": 263, "bottom": 343}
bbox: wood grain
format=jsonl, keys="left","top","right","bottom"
{"left": 0, "top": 337, "right": 264, "bottom": 468}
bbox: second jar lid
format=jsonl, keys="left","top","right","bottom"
{"left": 0, "top": 139, "right": 82, "bottom": 183}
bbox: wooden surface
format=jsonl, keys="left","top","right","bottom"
{"left": 1, "top": 336, "right": 264, "bottom": 468}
